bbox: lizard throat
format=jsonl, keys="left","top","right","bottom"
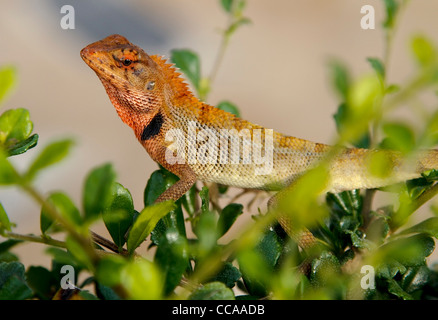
{"left": 141, "top": 112, "right": 163, "bottom": 140}
{"left": 98, "top": 75, "right": 162, "bottom": 132}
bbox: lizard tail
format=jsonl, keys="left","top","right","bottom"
{"left": 328, "top": 148, "right": 438, "bottom": 193}
{"left": 416, "top": 149, "right": 438, "bottom": 174}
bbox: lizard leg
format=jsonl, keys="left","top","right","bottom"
{"left": 155, "top": 163, "right": 197, "bottom": 203}
{"left": 267, "top": 194, "right": 318, "bottom": 250}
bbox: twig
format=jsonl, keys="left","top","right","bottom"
{"left": 90, "top": 231, "right": 129, "bottom": 256}
{"left": 21, "top": 183, "right": 100, "bottom": 264}
{"left": 3, "top": 231, "right": 66, "bottom": 248}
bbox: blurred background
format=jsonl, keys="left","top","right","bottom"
{"left": 2, "top": 0, "right": 438, "bottom": 268}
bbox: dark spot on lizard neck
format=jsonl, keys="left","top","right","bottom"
{"left": 141, "top": 112, "right": 163, "bottom": 141}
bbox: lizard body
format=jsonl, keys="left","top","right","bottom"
{"left": 81, "top": 35, "right": 438, "bottom": 247}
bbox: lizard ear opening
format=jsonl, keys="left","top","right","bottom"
{"left": 146, "top": 81, "right": 156, "bottom": 90}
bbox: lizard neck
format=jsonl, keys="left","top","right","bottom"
{"left": 99, "top": 75, "right": 162, "bottom": 139}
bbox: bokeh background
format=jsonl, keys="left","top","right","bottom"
{"left": 2, "top": 0, "right": 438, "bottom": 268}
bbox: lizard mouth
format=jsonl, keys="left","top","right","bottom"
{"left": 80, "top": 45, "right": 125, "bottom": 85}
{"left": 80, "top": 34, "right": 133, "bottom": 82}
{"left": 80, "top": 46, "right": 102, "bottom": 72}
{"left": 80, "top": 46, "right": 108, "bottom": 72}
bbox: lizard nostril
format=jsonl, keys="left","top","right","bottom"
{"left": 80, "top": 47, "right": 90, "bottom": 58}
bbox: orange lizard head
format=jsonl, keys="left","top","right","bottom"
{"left": 81, "top": 34, "right": 162, "bottom": 113}
{"left": 81, "top": 34, "right": 193, "bottom": 129}
{"left": 81, "top": 34, "right": 159, "bottom": 87}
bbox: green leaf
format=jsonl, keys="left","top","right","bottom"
{"left": 422, "top": 110, "right": 438, "bottom": 147}
{"left": 0, "top": 261, "right": 33, "bottom": 300}
{"left": 0, "top": 239, "right": 22, "bottom": 254}
{"left": 95, "top": 255, "right": 126, "bottom": 287}
{"left": 77, "top": 290, "right": 99, "bottom": 300}
{"left": 333, "top": 103, "right": 370, "bottom": 148}
{"left": 171, "top": 49, "right": 201, "bottom": 92}
{"left": 120, "top": 258, "right": 163, "bottom": 299}
{"left": 96, "top": 256, "right": 160, "bottom": 300}
{"left": 0, "top": 108, "right": 33, "bottom": 144}
{"left": 310, "top": 251, "right": 341, "bottom": 287}
{"left": 127, "top": 200, "right": 176, "bottom": 254}
{"left": 220, "top": 0, "right": 233, "bottom": 13}
{"left": 327, "top": 190, "right": 363, "bottom": 217}
{"left": 238, "top": 249, "right": 270, "bottom": 297}
{"left": 194, "top": 211, "right": 218, "bottom": 258}
{"left": 145, "top": 169, "right": 176, "bottom": 206}
{"left": 220, "top": 0, "right": 247, "bottom": 17}
{"left": 65, "top": 236, "right": 93, "bottom": 270}
{"left": 385, "top": 84, "right": 400, "bottom": 94}
{"left": 237, "top": 229, "right": 283, "bottom": 296}
{"left": 367, "top": 57, "right": 385, "bottom": 79}
{"left": 7, "top": 133, "right": 38, "bottom": 157}
{"left": 189, "top": 281, "right": 235, "bottom": 300}
{"left": 400, "top": 265, "right": 430, "bottom": 294}
{"left": 154, "top": 228, "right": 188, "bottom": 296}
{"left": 380, "top": 234, "right": 435, "bottom": 267}
{"left": 380, "top": 122, "right": 415, "bottom": 154}
{"left": 0, "top": 150, "right": 19, "bottom": 185}
{"left": 0, "top": 202, "right": 11, "bottom": 232}
{"left": 382, "top": 0, "right": 399, "bottom": 29}
{"left": 209, "top": 262, "right": 242, "bottom": 288}
{"left": 216, "top": 101, "right": 241, "bottom": 117}
{"left": 181, "top": 183, "right": 197, "bottom": 217}
{"left": 45, "top": 247, "right": 81, "bottom": 271}
{"left": 65, "top": 235, "right": 93, "bottom": 270}
{"left": 0, "top": 66, "right": 16, "bottom": 104}
{"left": 329, "top": 60, "right": 350, "bottom": 99}
{"left": 346, "top": 230, "right": 372, "bottom": 249}
{"left": 217, "top": 203, "right": 243, "bottom": 238}
{"left": 257, "top": 228, "right": 283, "bottom": 268}
{"left": 225, "top": 17, "right": 251, "bottom": 38}
{"left": 387, "top": 279, "right": 413, "bottom": 300}
{"left": 83, "top": 163, "right": 116, "bottom": 222}
{"left": 95, "top": 282, "right": 121, "bottom": 300}
{"left": 102, "top": 182, "right": 134, "bottom": 248}
{"left": 405, "top": 178, "right": 431, "bottom": 200}
{"left": 422, "top": 169, "right": 438, "bottom": 182}
{"left": 335, "top": 75, "right": 382, "bottom": 145}
{"left": 399, "top": 217, "right": 438, "bottom": 238}
{"left": 0, "top": 252, "right": 18, "bottom": 263}
{"left": 366, "top": 150, "right": 394, "bottom": 178}
{"left": 41, "top": 192, "right": 82, "bottom": 234}
{"left": 200, "top": 186, "right": 210, "bottom": 214}
{"left": 26, "top": 266, "right": 57, "bottom": 300}
{"left": 367, "top": 216, "right": 390, "bottom": 244}
{"left": 411, "top": 35, "right": 436, "bottom": 68}
{"left": 278, "top": 165, "right": 330, "bottom": 229}
{"left": 26, "top": 139, "right": 74, "bottom": 181}
{"left": 145, "top": 169, "right": 187, "bottom": 244}
{"left": 348, "top": 74, "right": 383, "bottom": 114}
{"left": 377, "top": 259, "right": 407, "bottom": 280}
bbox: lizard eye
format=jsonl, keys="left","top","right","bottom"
{"left": 147, "top": 81, "right": 155, "bottom": 90}
{"left": 122, "top": 58, "right": 132, "bottom": 66}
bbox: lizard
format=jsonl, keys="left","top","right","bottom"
{"left": 80, "top": 34, "right": 438, "bottom": 249}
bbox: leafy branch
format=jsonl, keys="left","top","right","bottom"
{"left": 2, "top": 0, "right": 438, "bottom": 300}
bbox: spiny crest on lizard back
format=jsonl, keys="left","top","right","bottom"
{"left": 148, "top": 54, "right": 195, "bottom": 100}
